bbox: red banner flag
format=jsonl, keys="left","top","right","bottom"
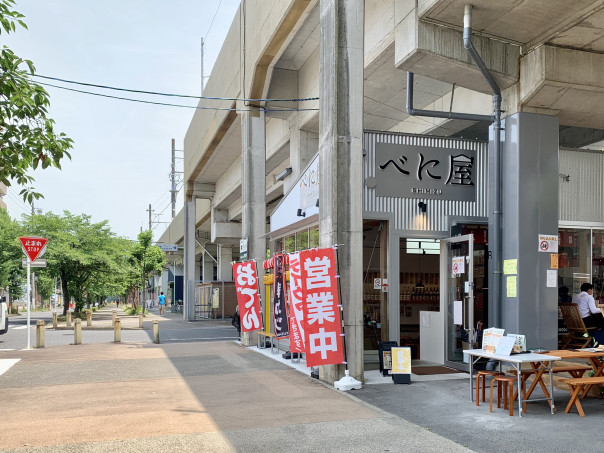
{"left": 299, "top": 248, "right": 344, "bottom": 367}
{"left": 288, "top": 252, "right": 305, "bottom": 353}
{"left": 232, "top": 261, "right": 262, "bottom": 333}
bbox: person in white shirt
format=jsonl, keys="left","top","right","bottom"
{"left": 572, "top": 283, "right": 604, "bottom": 330}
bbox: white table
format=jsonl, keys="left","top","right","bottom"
{"left": 464, "top": 349, "right": 561, "bottom": 417}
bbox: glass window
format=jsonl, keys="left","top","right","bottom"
{"left": 284, "top": 235, "right": 296, "bottom": 254}
{"left": 309, "top": 228, "right": 319, "bottom": 248}
{"left": 296, "top": 230, "right": 309, "bottom": 251}
{"left": 592, "top": 230, "right": 604, "bottom": 304}
{"left": 406, "top": 238, "right": 440, "bottom": 255}
{"left": 558, "top": 228, "right": 591, "bottom": 296}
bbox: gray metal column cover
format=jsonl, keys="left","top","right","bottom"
{"left": 241, "top": 109, "right": 266, "bottom": 346}
{"left": 500, "top": 112, "right": 559, "bottom": 348}
{"left": 183, "top": 197, "right": 196, "bottom": 321}
{"left": 318, "top": 0, "right": 364, "bottom": 383}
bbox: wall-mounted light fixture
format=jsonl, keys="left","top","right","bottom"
{"left": 297, "top": 208, "right": 306, "bottom": 217}
{"left": 275, "top": 167, "right": 293, "bottom": 181}
{"left": 418, "top": 201, "right": 427, "bottom": 213}
{"left": 315, "top": 199, "right": 319, "bottom": 207}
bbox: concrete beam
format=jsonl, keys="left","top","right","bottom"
{"left": 190, "top": 182, "right": 216, "bottom": 199}
{"left": 395, "top": 15, "right": 519, "bottom": 94}
{"left": 520, "top": 45, "right": 604, "bottom": 128}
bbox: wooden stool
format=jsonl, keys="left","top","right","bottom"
{"left": 475, "top": 370, "right": 503, "bottom": 406}
{"left": 490, "top": 375, "right": 517, "bottom": 416}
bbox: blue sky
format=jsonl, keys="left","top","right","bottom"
{"left": 3, "top": 0, "right": 240, "bottom": 240}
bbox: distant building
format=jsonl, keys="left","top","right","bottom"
{"left": 0, "top": 182, "right": 6, "bottom": 210}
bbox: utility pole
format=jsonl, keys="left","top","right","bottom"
{"left": 171, "top": 139, "right": 177, "bottom": 218}
{"left": 147, "top": 204, "right": 152, "bottom": 231}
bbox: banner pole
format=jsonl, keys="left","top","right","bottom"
{"left": 26, "top": 257, "right": 31, "bottom": 349}
{"left": 333, "top": 245, "right": 348, "bottom": 369}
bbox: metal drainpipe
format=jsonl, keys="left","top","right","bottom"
{"left": 463, "top": 4, "right": 502, "bottom": 327}
{"left": 404, "top": 6, "right": 503, "bottom": 327}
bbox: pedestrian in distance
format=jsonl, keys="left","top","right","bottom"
{"left": 158, "top": 292, "right": 166, "bottom": 316}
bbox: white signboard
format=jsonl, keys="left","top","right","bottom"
{"left": 546, "top": 269, "right": 557, "bottom": 288}
{"left": 453, "top": 300, "right": 463, "bottom": 325}
{"left": 382, "top": 279, "right": 389, "bottom": 293}
{"left": 22, "top": 259, "right": 47, "bottom": 268}
{"left": 452, "top": 256, "right": 465, "bottom": 275}
{"left": 374, "top": 278, "right": 382, "bottom": 290}
{"left": 158, "top": 243, "right": 178, "bottom": 252}
{"left": 538, "top": 234, "right": 558, "bottom": 253}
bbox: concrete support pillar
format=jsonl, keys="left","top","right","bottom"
{"left": 66, "top": 311, "right": 72, "bottom": 327}
{"left": 217, "top": 245, "right": 233, "bottom": 282}
{"left": 318, "top": 0, "right": 364, "bottom": 384}
{"left": 286, "top": 127, "right": 319, "bottom": 193}
{"left": 184, "top": 196, "right": 197, "bottom": 321}
{"left": 498, "top": 112, "right": 559, "bottom": 348}
{"left": 138, "top": 313, "right": 144, "bottom": 328}
{"left": 52, "top": 312, "right": 57, "bottom": 329}
{"left": 35, "top": 320, "right": 45, "bottom": 348}
{"left": 241, "top": 109, "right": 267, "bottom": 347}
{"left": 202, "top": 252, "right": 215, "bottom": 282}
{"left": 74, "top": 318, "right": 82, "bottom": 345}
{"left": 112, "top": 310, "right": 117, "bottom": 327}
{"left": 86, "top": 310, "right": 92, "bottom": 327}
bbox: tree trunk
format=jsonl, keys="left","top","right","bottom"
{"left": 60, "top": 270, "right": 70, "bottom": 316}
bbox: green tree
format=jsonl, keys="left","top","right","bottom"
{"left": 0, "top": 209, "right": 24, "bottom": 305}
{"left": 0, "top": 0, "right": 73, "bottom": 203}
{"left": 130, "top": 230, "right": 166, "bottom": 315}
{"left": 23, "top": 211, "right": 130, "bottom": 314}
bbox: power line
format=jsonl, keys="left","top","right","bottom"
{"left": 33, "top": 74, "right": 319, "bottom": 103}
{"left": 36, "top": 81, "right": 319, "bottom": 113}
{"left": 205, "top": 0, "right": 223, "bottom": 40}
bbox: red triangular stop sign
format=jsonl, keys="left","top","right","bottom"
{"left": 19, "top": 237, "right": 48, "bottom": 262}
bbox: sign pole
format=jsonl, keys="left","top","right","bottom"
{"left": 26, "top": 257, "right": 31, "bottom": 349}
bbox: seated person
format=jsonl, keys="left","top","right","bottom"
{"left": 558, "top": 285, "right": 572, "bottom": 304}
{"left": 572, "top": 283, "right": 604, "bottom": 330}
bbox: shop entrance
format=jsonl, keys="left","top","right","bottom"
{"left": 444, "top": 225, "right": 489, "bottom": 371}
{"left": 399, "top": 238, "right": 440, "bottom": 359}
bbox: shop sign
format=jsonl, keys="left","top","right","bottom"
{"left": 232, "top": 261, "right": 262, "bottom": 333}
{"left": 239, "top": 237, "right": 248, "bottom": 261}
{"left": 299, "top": 155, "right": 319, "bottom": 210}
{"left": 272, "top": 254, "right": 289, "bottom": 339}
{"left": 538, "top": 234, "right": 558, "bottom": 253}
{"left": 375, "top": 143, "right": 477, "bottom": 201}
{"left": 299, "top": 247, "right": 344, "bottom": 367}
{"left": 288, "top": 252, "right": 305, "bottom": 353}
{"left": 391, "top": 347, "right": 412, "bottom": 374}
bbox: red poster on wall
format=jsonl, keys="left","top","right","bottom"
{"left": 299, "top": 247, "right": 344, "bottom": 367}
{"left": 288, "top": 252, "right": 305, "bottom": 353}
{"left": 232, "top": 261, "right": 262, "bottom": 333}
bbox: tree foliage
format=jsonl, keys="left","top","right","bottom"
{"left": 22, "top": 211, "right": 132, "bottom": 314}
{"left": 0, "top": 0, "right": 73, "bottom": 203}
{"left": 0, "top": 208, "right": 24, "bottom": 303}
{"left": 128, "top": 230, "right": 166, "bottom": 313}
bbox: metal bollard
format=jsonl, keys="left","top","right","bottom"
{"left": 74, "top": 318, "right": 82, "bottom": 345}
{"left": 66, "top": 311, "right": 72, "bottom": 327}
{"left": 139, "top": 313, "right": 143, "bottom": 328}
{"left": 86, "top": 310, "right": 92, "bottom": 327}
{"left": 112, "top": 310, "right": 117, "bottom": 327}
{"left": 153, "top": 320, "right": 159, "bottom": 344}
{"left": 52, "top": 312, "right": 57, "bottom": 329}
{"left": 36, "top": 320, "right": 45, "bottom": 348}
{"left": 114, "top": 317, "right": 121, "bottom": 343}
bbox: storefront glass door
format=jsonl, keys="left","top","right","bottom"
{"left": 443, "top": 234, "right": 474, "bottom": 371}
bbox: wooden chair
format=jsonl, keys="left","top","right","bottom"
{"left": 558, "top": 303, "right": 596, "bottom": 349}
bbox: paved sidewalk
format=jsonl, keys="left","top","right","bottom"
{"left": 0, "top": 342, "right": 470, "bottom": 453}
